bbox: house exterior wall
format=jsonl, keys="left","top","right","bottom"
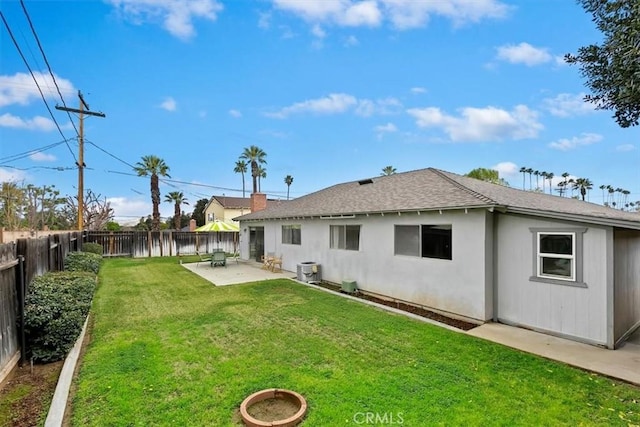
{"left": 204, "top": 201, "right": 247, "bottom": 224}
{"left": 614, "top": 229, "right": 640, "bottom": 344}
{"left": 495, "top": 213, "right": 611, "bottom": 346}
{"left": 240, "top": 209, "right": 493, "bottom": 321}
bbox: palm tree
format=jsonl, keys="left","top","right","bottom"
{"left": 381, "top": 166, "right": 397, "bottom": 176}
{"left": 533, "top": 170, "right": 540, "bottom": 190}
{"left": 234, "top": 160, "right": 248, "bottom": 199}
{"left": 519, "top": 166, "right": 527, "bottom": 190}
{"left": 133, "top": 155, "right": 171, "bottom": 231}
{"left": 525, "top": 168, "right": 534, "bottom": 190}
{"left": 599, "top": 184, "right": 606, "bottom": 204}
{"left": 561, "top": 172, "right": 570, "bottom": 197}
{"left": 622, "top": 189, "right": 631, "bottom": 206}
{"left": 284, "top": 175, "right": 294, "bottom": 200}
{"left": 164, "top": 191, "right": 188, "bottom": 230}
{"left": 257, "top": 166, "right": 267, "bottom": 192}
{"left": 240, "top": 145, "right": 267, "bottom": 194}
{"left": 540, "top": 171, "right": 548, "bottom": 192}
{"left": 572, "top": 178, "right": 593, "bottom": 201}
{"left": 546, "top": 172, "right": 554, "bottom": 194}
{"left": 607, "top": 185, "right": 615, "bottom": 206}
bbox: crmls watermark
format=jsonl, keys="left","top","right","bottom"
{"left": 352, "top": 412, "right": 404, "bottom": 425}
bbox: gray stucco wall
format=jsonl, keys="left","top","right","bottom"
{"left": 241, "top": 209, "right": 493, "bottom": 321}
{"left": 495, "top": 213, "right": 610, "bottom": 345}
{"left": 614, "top": 229, "right": 640, "bottom": 343}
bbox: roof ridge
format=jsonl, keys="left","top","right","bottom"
{"left": 429, "top": 168, "right": 498, "bottom": 205}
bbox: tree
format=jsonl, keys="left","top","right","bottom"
{"left": 257, "top": 166, "right": 267, "bottom": 193}
{"left": 533, "top": 170, "right": 540, "bottom": 190}
{"left": 566, "top": 0, "right": 640, "bottom": 127}
{"left": 540, "top": 171, "right": 548, "bottom": 193}
{"left": 191, "top": 198, "right": 208, "bottom": 226}
{"left": 234, "top": 160, "right": 248, "bottom": 199}
{"left": 133, "top": 155, "right": 170, "bottom": 231}
{"left": 519, "top": 166, "right": 527, "bottom": 190}
{"left": 561, "top": 172, "right": 571, "bottom": 197}
{"left": 62, "top": 189, "right": 114, "bottom": 231}
{"left": 284, "top": 175, "right": 294, "bottom": 200}
{"left": 164, "top": 191, "right": 188, "bottom": 230}
{"left": 0, "top": 182, "right": 24, "bottom": 230}
{"left": 464, "top": 168, "right": 509, "bottom": 186}
{"left": 546, "top": 172, "right": 555, "bottom": 195}
{"left": 381, "top": 166, "right": 397, "bottom": 176}
{"left": 526, "top": 168, "right": 534, "bottom": 190}
{"left": 240, "top": 146, "right": 267, "bottom": 194}
{"left": 572, "top": 178, "right": 594, "bottom": 201}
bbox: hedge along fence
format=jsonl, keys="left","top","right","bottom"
{"left": 24, "top": 268, "right": 99, "bottom": 362}
{"left": 0, "top": 231, "right": 84, "bottom": 376}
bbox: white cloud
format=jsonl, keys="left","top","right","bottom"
{"left": 108, "top": 196, "right": 153, "bottom": 222}
{"left": 29, "top": 152, "right": 57, "bottom": 162}
{"left": 411, "top": 87, "right": 427, "bottom": 94}
{"left": 311, "top": 24, "right": 326, "bottom": 38}
{"left": 492, "top": 161, "right": 518, "bottom": 177}
{"left": 271, "top": 0, "right": 508, "bottom": 30}
{"left": 548, "top": 133, "right": 602, "bottom": 151}
{"left": 265, "top": 94, "right": 402, "bottom": 118}
{"left": 159, "top": 97, "right": 177, "bottom": 111}
{"left": 0, "top": 113, "right": 63, "bottom": 132}
{"left": 496, "top": 42, "right": 552, "bottom": 66}
{"left": 229, "top": 109, "right": 242, "bottom": 118}
{"left": 374, "top": 122, "right": 397, "bottom": 139}
{"left": 616, "top": 144, "right": 636, "bottom": 153}
{"left": 615, "top": 143, "right": 636, "bottom": 152}
{"left": 344, "top": 35, "right": 359, "bottom": 46}
{"left": 107, "top": 0, "right": 223, "bottom": 40}
{"left": 355, "top": 97, "right": 402, "bottom": 117}
{"left": 258, "top": 11, "right": 272, "bottom": 29}
{"left": 0, "top": 168, "right": 27, "bottom": 182}
{"left": 543, "top": 93, "right": 596, "bottom": 117}
{"left": 407, "top": 104, "right": 542, "bottom": 142}
{"left": 0, "top": 71, "right": 75, "bottom": 107}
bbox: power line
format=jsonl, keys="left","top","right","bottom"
{"left": 0, "top": 10, "right": 77, "bottom": 164}
{"left": 84, "top": 140, "right": 136, "bottom": 169}
{"left": 19, "top": 0, "right": 80, "bottom": 138}
{"left": 0, "top": 139, "right": 70, "bottom": 164}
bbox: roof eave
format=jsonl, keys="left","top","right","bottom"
{"left": 506, "top": 207, "right": 640, "bottom": 231}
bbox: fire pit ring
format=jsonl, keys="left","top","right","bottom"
{"left": 240, "top": 388, "right": 307, "bottom": 427}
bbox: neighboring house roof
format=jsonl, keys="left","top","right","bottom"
{"left": 237, "top": 168, "right": 640, "bottom": 230}
{"left": 205, "top": 195, "right": 283, "bottom": 211}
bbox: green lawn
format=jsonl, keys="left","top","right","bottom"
{"left": 71, "top": 257, "right": 640, "bottom": 426}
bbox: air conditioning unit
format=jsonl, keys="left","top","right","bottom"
{"left": 296, "top": 262, "right": 321, "bottom": 284}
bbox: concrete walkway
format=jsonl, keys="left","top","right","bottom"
{"left": 468, "top": 323, "right": 640, "bottom": 386}
{"left": 183, "top": 260, "right": 640, "bottom": 387}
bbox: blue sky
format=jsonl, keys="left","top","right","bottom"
{"left": 1, "top": 0, "right": 639, "bottom": 223}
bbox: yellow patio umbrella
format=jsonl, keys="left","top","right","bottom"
{"left": 195, "top": 220, "right": 240, "bottom": 251}
{"left": 194, "top": 219, "right": 239, "bottom": 232}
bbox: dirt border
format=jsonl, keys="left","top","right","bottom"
{"left": 309, "top": 281, "right": 479, "bottom": 331}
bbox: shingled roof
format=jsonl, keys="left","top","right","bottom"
{"left": 237, "top": 168, "right": 640, "bottom": 230}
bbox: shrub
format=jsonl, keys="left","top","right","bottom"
{"left": 82, "top": 242, "right": 103, "bottom": 255}
{"left": 64, "top": 251, "right": 102, "bottom": 274}
{"left": 24, "top": 271, "right": 97, "bottom": 362}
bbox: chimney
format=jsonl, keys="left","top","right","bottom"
{"left": 189, "top": 219, "right": 196, "bottom": 231}
{"left": 250, "top": 193, "right": 267, "bottom": 212}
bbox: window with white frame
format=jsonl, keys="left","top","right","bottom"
{"left": 537, "top": 232, "right": 575, "bottom": 280}
{"left": 330, "top": 225, "right": 360, "bottom": 250}
{"left": 282, "top": 225, "right": 301, "bottom": 245}
{"left": 394, "top": 224, "right": 452, "bottom": 260}
{"left": 530, "top": 227, "right": 587, "bottom": 287}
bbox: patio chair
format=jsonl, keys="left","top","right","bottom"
{"left": 261, "top": 252, "right": 275, "bottom": 270}
{"left": 271, "top": 255, "right": 283, "bottom": 273}
{"left": 196, "top": 251, "right": 211, "bottom": 268}
{"left": 212, "top": 250, "right": 226, "bottom": 267}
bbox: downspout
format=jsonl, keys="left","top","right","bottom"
{"left": 492, "top": 211, "right": 499, "bottom": 322}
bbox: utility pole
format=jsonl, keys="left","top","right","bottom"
{"left": 56, "top": 91, "right": 105, "bottom": 230}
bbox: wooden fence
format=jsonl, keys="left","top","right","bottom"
{"left": 85, "top": 231, "right": 238, "bottom": 258}
{"left": 0, "top": 232, "right": 82, "bottom": 379}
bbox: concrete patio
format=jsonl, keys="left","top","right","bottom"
{"left": 182, "top": 259, "right": 640, "bottom": 387}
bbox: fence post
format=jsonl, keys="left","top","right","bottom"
{"left": 16, "top": 255, "right": 26, "bottom": 365}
